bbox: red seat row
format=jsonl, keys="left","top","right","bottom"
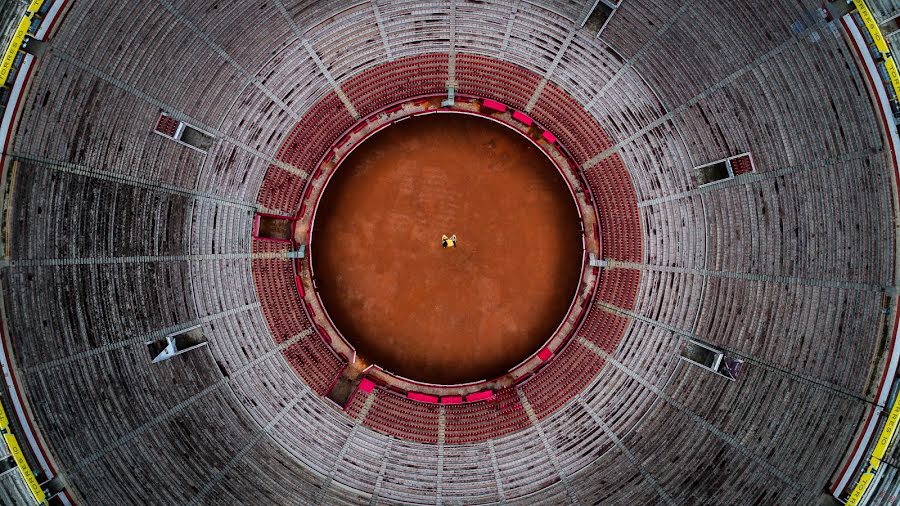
{"left": 443, "top": 388, "right": 531, "bottom": 444}
{"left": 586, "top": 155, "right": 642, "bottom": 263}
{"left": 596, "top": 267, "right": 641, "bottom": 310}
{"left": 578, "top": 309, "right": 629, "bottom": 353}
{"left": 282, "top": 338, "right": 345, "bottom": 395}
{"left": 252, "top": 240, "right": 312, "bottom": 343}
{"left": 256, "top": 164, "right": 306, "bottom": 214}
{"left": 730, "top": 154, "right": 754, "bottom": 175}
{"left": 363, "top": 390, "right": 441, "bottom": 444}
{"left": 154, "top": 113, "right": 179, "bottom": 137}
{"left": 531, "top": 82, "right": 614, "bottom": 163}
{"left": 276, "top": 92, "right": 355, "bottom": 175}
{"left": 343, "top": 385, "right": 371, "bottom": 419}
{"left": 252, "top": 239, "right": 346, "bottom": 394}
{"left": 343, "top": 54, "right": 449, "bottom": 118}
{"left": 520, "top": 339, "right": 606, "bottom": 419}
{"left": 455, "top": 54, "right": 541, "bottom": 110}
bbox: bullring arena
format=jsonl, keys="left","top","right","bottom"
{"left": 1, "top": 0, "right": 900, "bottom": 505}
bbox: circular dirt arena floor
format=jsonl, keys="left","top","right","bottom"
{"left": 312, "top": 114, "right": 584, "bottom": 384}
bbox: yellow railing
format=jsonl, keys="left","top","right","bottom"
{"left": 844, "top": 5, "right": 900, "bottom": 501}
{"left": 0, "top": 0, "right": 45, "bottom": 88}
{"left": 854, "top": 0, "right": 900, "bottom": 110}
{"left": 0, "top": 398, "right": 46, "bottom": 505}
{"left": 0, "top": 5, "right": 52, "bottom": 496}
{"left": 846, "top": 395, "right": 900, "bottom": 505}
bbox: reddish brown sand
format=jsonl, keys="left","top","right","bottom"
{"left": 312, "top": 114, "right": 583, "bottom": 384}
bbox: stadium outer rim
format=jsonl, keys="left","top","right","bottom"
{"left": 297, "top": 95, "right": 603, "bottom": 396}
{"left": 0, "top": 1, "right": 74, "bottom": 505}
{"left": 831, "top": 13, "right": 900, "bottom": 499}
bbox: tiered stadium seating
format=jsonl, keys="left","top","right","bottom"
{"left": 255, "top": 164, "right": 307, "bottom": 216}
{"left": 579, "top": 309, "right": 630, "bottom": 353}
{"left": 281, "top": 338, "right": 344, "bottom": 396}
{"left": 251, "top": 239, "right": 345, "bottom": 394}
{"left": 500, "top": 4, "right": 572, "bottom": 76}
{"left": 596, "top": 267, "right": 642, "bottom": 308}
{"left": 531, "top": 82, "right": 615, "bottom": 162}
{"left": 585, "top": 156, "right": 643, "bottom": 263}
{"left": 455, "top": 54, "right": 540, "bottom": 110}
{"left": 342, "top": 54, "right": 449, "bottom": 117}
{"left": 251, "top": 240, "right": 311, "bottom": 343}
{"left": 362, "top": 390, "right": 440, "bottom": 444}
{"left": 454, "top": 0, "right": 511, "bottom": 57}
{"left": 275, "top": 91, "right": 354, "bottom": 173}
{"left": 444, "top": 388, "right": 531, "bottom": 444}
{"left": 304, "top": 2, "right": 387, "bottom": 84}
{"left": 520, "top": 341, "right": 606, "bottom": 419}
{"left": 378, "top": 0, "right": 451, "bottom": 60}
{"left": 0, "top": 0, "right": 894, "bottom": 504}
